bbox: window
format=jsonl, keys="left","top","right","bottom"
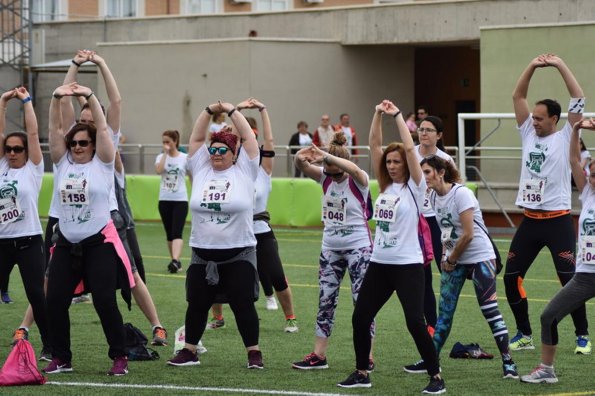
{"left": 183, "top": 0, "right": 219, "bottom": 15}
{"left": 32, "top": 0, "right": 65, "bottom": 22}
{"left": 105, "top": 0, "right": 138, "bottom": 18}
{"left": 255, "top": 0, "right": 288, "bottom": 12}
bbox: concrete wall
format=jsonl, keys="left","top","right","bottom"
{"left": 92, "top": 38, "right": 413, "bottom": 174}
{"left": 480, "top": 22, "right": 595, "bottom": 183}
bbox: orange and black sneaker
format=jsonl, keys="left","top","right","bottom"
{"left": 151, "top": 326, "right": 168, "bottom": 346}
{"left": 10, "top": 327, "right": 28, "bottom": 347}
{"left": 292, "top": 352, "right": 328, "bottom": 370}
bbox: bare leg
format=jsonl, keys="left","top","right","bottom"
{"left": 171, "top": 239, "right": 184, "bottom": 262}
{"left": 541, "top": 344, "right": 557, "bottom": 366}
{"left": 313, "top": 336, "right": 329, "bottom": 357}
{"left": 276, "top": 287, "right": 295, "bottom": 318}
{"left": 132, "top": 272, "right": 162, "bottom": 327}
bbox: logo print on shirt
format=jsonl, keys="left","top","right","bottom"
{"left": 526, "top": 151, "right": 546, "bottom": 173}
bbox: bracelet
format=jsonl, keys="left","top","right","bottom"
{"left": 227, "top": 108, "right": 236, "bottom": 117}
{"left": 393, "top": 111, "right": 401, "bottom": 119}
{"left": 84, "top": 92, "right": 94, "bottom": 100}
{"left": 205, "top": 106, "right": 214, "bottom": 115}
{"left": 258, "top": 106, "right": 266, "bottom": 112}
{"left": 52, "top": 92, "right": 63, "bottom": 99}
{"left": 72, "top": 59, "right": 82, "bottom": 67}
{"left": 21, "top": 96, "right": 32, "bottom": 104}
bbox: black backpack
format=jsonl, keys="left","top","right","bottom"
{"left": 124, "top": 323, "right": 159, "bottom": 361}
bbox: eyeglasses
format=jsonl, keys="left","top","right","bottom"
{"left": 417, "top": 127, "right": 437, "bottom": 134}
{"left": 417, "top": 111, "right": 426, "bottom": 115}
{"left": 323, "top": 170, "right": 345, "bottom": 178}
{"left": 69, "top": 139, "right": 91, "bottom": 148}
{"left": 208, "top": 146, "right": 230, "bottom": 155}
{"left": 5, "top": 145, "right": 25, "bottom": 154}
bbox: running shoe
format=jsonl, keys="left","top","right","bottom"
{"left": 265, "top": 295, "right": 278, "bottom": 310}
{"left": 292, "top": 352, "right": 328, "bottom": 370}
{"left": 403, "top": 359, "right": 427, "bottom": 374}
{"left": 39, "top": 346, "right": 52, "bottom": 362}
{"left": 151, "top": 326, "right": 168, "bottom": 346}
{"left": 167, "top": 260, "right": 182, "bottom": 273}
{"left": 337, "top": 370, "right": 371, "bottom": 388}
{"left": 43, "top": 358, "right": 73, "bottom": 374}
{"left": 1, "top": 292, "right": 13, "bottom": 304}
{"left": 167, "top": 348, "right": 200, "bottom": 366}
{"left": 247, "top": 350, "right": 264, "bottom": 369}
{"left": 284, "top": 319, "right": 299, "bottom": 333}
{"left": 427, "top": 325, "right": 435, "bottom": 338}
{"left": 206, "top": 317, "right": 225, "bottom": 330}
{"left": 502, "top": 359, "right": 519, "bottom": 379}
{"left": 575, "top": 335, "right": 592, "bottom": 354}
{"left": 10, "top": 328, "right": 28, "bottom": 347}
{"left": 367, "top": 359, "right": 375, "bottom": 373}
{"left": 107, "top": 356, "right": 128, "bottom": 376}
{"left": 72, "top": 294, "right": 91, "bottom": 304}
{"left": 520, "top": 364, "right": 558, "bottom": 384}
{"left": 422, "top": 377, "right": 446, "bottom": 394}
{"left": 509, "top": 331, "right": 534, "bottom": 350}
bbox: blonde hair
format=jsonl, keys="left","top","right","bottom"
{"left": 328, "top": 131, "right": 350, "bottom": 159}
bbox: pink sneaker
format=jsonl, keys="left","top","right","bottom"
{"left": 167, "top": 348, "right": 200, "bottom": 366}
{"left": 108, "top": 356, "right": 128, "bottom": 376}
{"left": 43, "top": 358, "right": 73, "bottom": 374}
{"left": 247, "top": 350, "right": 264, "bottom": 369}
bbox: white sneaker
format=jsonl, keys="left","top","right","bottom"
{"left": 265, "top": 295, "right": 278, "bottom": 310}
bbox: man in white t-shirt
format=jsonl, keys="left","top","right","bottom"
{"left": 504, "top": 54, "right": 589, "bottom": 354}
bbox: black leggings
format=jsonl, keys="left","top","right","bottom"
{"left": 47, "top": 238, "right": 126, "bottom": 362}
{"left": 504, "top": 214, "right": 587, "bottom": 336}
{"left": 0, "top": 235, "right": 48, "bottom": 346}
{"left": 44, "top": 216, "right": 59, "bottom": 267}
{"left": 353, "top": 262, "right": 440, "bottom": 375}
{"left": 127, "top": 228, "right": 145, "bottom": 283}
{"left": 422, "top": 216, "right": 441, "bottom": 328}
{"left": 185, "top": 249, "right": 259, "bottom": 348}
{"left": 256, "top": 230, "right": 288, "bottom": 296}
{"left": 158, "top": 200, "right": 188, "bottom": 241}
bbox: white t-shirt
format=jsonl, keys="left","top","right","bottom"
{"left": 156, "top": 152, "right": 189, "bottom": 202}
{"left": 515, "top": 116, "right": 572, "bottom": 210}
{"left": 54, "top": 154, "right": 114, "bottom": 243}
{"left": 414, "top": 145, "right": 455, "bottom": 218}
{"left": 209, "top": 122, "right": 227, "bottom": 134}
{"left": 298, "top": 133, "right": 312, "bottom": 146}
{"left": 188, "top": 145, "right": 259, "bottom": 249}
{"left": 432, "top": 184, "right": 496, "bottom": 264}
{"left": 371, "top": 178, "right": 425, "bottom": 265}
{"left": 576, "top": 183, "right": 595, "bottom": 273}
{"left": 581, "top": 150, "right": 591, "bottom": 175}
{"left": 0, "top": 158, "right": 44, "bottom": 238}
{"left": 320, "top": 169, "right": 372, "bottom": 250}
{"left": 253, "top": 167, "right": 272, "bottom": 235}
{"left": 48, "top": 126, "right": 120, "bottom": 217}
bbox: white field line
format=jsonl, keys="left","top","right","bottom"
{"left": 46, "top": 381, "right": 350, "bottom": 396}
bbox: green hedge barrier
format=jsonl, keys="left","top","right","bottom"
{"left": 39, "top": 174, "right": 477, "bottom": 227}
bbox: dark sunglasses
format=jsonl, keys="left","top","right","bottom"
{"left": 5, "top": 145, "right": 25, "bottom": 154}
{"left": 323, "top": 170, "right": 345, "bottom": 178}
{"left": 208, "top": 146, "right": 230, "bottom": 155}
{"left": 69, "top": 139, "right": 91, "bottom": 148}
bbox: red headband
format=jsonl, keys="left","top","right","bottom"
{"left": 210, "top": 131, "right": 238, "bottom": 154}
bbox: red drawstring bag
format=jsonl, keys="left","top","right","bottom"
{"left": 0, "top": 340, "right": 46, "bottom": 386}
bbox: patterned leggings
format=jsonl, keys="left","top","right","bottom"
{"left": 316, "top": 246, "right": 375, "bottom": 338}
{"left": 434, "top": 260, "right": 510, "bottom": 358}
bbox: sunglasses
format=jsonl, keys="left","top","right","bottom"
{"left": 323, "top": 170, "right": 345, "bottom": 178}
{"left": 5, "top": 145, "right": 25, "bottom": 154}
{"left": 69, "top": 139, "right": 91, "bottom": 148}
{"left": 208, "top": 146, "right": 230, "bottom": 155}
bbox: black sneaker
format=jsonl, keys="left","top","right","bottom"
{"left": 292, "top": 352, "right": 328, "bottom": 370}
{"left": 367, "top": 359, "right": 375, "bottom": 373}
{"left": 502, "top": 359, "right": 519, "bottom": 379}
{"left": 422, "top": 377, "right": 446, "bottom": 394}
{"left": 337, "top": 370, "right": 371, "bottom": 388}
{"left": 39, "top": 346, "right": 52, "bottom": 362}
{"left": 247, "top": 350, "right": 264, "bottom": 369}
{"left": 404, "top": 359, "right": 427, "bottom": 374}
{"left": 167, "top": 260, "right": 182, "bottom": 273}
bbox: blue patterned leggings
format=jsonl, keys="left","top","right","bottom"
{"left": 434, "top": 260, "right": 510, "bottom": 358}
{"left": 316, "top": 246, "right": 375, "bottom": 338}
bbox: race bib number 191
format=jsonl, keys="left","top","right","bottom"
{"left": 202, "top": 179, "right": 232, "bottom": 204}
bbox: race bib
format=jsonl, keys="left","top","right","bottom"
{"left": 580, "top": 235, "right": 595, "bottom": 265}
{"left": 163, "top": 172, "right": 180, "bottom": 193}
{"left": 322, "top": 196, "right": 346, "bottom": 225}
{"left": 423, "top": 189, "right": 432, "bottom": 211}
{"left": 60, "top": 176, "right": 89, "bottom": 206}
{"left": 202, "top": 179, "right": 232, "bottom": 204}
{"left": 521, "top": 178, "right": 545, "bottom": 204}
{"left": 0, "top": 196, "right": 21, "bottom": 224}
{"left": 373, "top": 194, "right": 400, "bottom": 223}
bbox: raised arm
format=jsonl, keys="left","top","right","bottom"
{"left": 512, "top": 55, "right": 547, "bottom": 126}
{"left": 49, "top": 85, "right": 71, "bottom": 163}
{"left": 0, "top": 89, "right": 16, "bottom": 158}
{"left": 61, "top": 50, "right": 90, "bottom": 128}
{"left": 14, "top": 87, "right": 41, "bottom": 165}
{"left": 240, "top": 98, "right": 274, "bottom": 174}
{"left": 220, "top": 102, "right": 258, "bottom": 160}
{"left": 384, "top": 100, "right": 423, "bottom": 185}
{"left": 189, "top": 106, "right": 213, "bottom": 157}
{"left": 545, "top": 55, "right": 585, "bottom": 126}
{"left": 90, "top": 52, "right": 121, "bottom": 133}
{"left": 308, "top": 144, "right": 367, "bottom": 187}
{"left": 571, "top": 119, "right": 595, "bottom": 193}
{"left": 294, "top": 146, "right": 323, "bottom": 182}
{"left": 369, "top": 103, "right": 385, "bottom": 177}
